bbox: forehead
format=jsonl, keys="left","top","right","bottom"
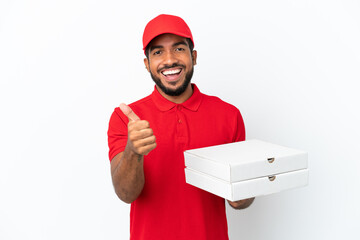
{"left": 148, "top": 33, "right": 188, "bottom": 48}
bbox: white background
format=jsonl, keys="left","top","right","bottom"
{"left": 1, "top": 0, "right": 359, "bottom": 239}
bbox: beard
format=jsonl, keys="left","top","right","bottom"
{"left": 150, "top": 64, "right": 194, "bottom": 97}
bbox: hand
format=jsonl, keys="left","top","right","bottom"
{"left": 228, "top": 197, "right": 255, "bottom": 210}
{"left": 119, "top": 103, "right": 157, "bottom": 156}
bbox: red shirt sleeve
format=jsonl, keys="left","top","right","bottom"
{"left": 232, "top": 109, "right": 246, "bottom": 142}
{"left": 107, "top": 108, "right": 129, "bottom": 161}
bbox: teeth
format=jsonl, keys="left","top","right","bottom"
{"left": 162, "top": 69, "right": 181, "bottom": 76}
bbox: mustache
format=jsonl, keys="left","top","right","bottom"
{"left": 158, "top": 63, "right": 186, "bottom": 72}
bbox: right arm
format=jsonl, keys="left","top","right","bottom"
{"left": 110, "top": 104, "right": 156, "bottom": 204}
{"left": 111, "top": 150, "right": 145, "bottom": 204}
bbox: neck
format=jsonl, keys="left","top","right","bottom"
{"left": 156, "top": 84, "right": 193, "bottom": 104}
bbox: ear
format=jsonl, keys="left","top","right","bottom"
{"left": 192, "top": 50, "right": 197, "bottom": 66}
{"left": 144, "top": 58, "right": 150, "bottom": 72}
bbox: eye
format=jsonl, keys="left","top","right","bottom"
{"left": 175, "top": 47, "right": 185, "bottom": 52}
{"left": 153, "top": 50, "right": 162, "bottom": 55}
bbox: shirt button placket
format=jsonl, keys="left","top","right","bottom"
{"left": 176, "top": 105, "right": 187, "bottom": 145}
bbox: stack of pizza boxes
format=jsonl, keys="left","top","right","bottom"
{"left": 184, "top": 139, "right": 308, "bottom": 201}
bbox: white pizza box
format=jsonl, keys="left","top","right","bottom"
{"left": 183, "top": 139, "right": 308, "bottom": 201}
{"left": 184, "top": 139, "right": 308, "bottom": 182}
{"left": 185, "top": 167, "right": 309, "bottom": 201}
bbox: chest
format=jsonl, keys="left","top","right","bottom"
{"left": 146, "top": 108, "right": 234, "bottom": 152}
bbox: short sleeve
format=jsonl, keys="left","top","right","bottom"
{"left": 107, "top": 108, "right": 129, "bottom": 161}
{"left": 232, "top": 109, "right": 246, "bottom": 142}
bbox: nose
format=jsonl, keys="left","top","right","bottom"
{"left": 162, "top": 51, "right": 178, "bottom": 66}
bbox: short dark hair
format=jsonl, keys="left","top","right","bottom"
{"left": 145, "top": 38, "right": 194, "bottom": 59}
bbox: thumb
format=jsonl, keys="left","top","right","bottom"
{"left": 119, "top": 103, "right": 140, "bottom": 122}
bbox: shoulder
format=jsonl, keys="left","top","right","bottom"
{"left": 128, "top": 94, "right": 153, "bottom": 109}
{"left": 200, "top": 92, "right": 240, "bottom": 114}
{"left": 197, "top": 91, "right": 246, "bottom": 142}
{"left": 111, "top": 93, "right": 153, "bottom": 120}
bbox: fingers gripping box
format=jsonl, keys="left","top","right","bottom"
{"left": 184, "top": 139, "right": 308, "bottom": 201}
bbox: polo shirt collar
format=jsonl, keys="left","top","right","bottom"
{"left": 151, "top": 83, "right": 203, "bottom": 112}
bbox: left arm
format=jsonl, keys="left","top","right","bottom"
{"left": 228, "top": 197, "right": 255, "bottom": 210}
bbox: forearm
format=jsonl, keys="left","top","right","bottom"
{"left": 228, "top": 197, "right": 255, "bottom": 210}
{"left": 111, "top": 147, "right": 145, "bottom": 203}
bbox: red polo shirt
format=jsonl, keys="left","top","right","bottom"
{"left": 108, "top": 84, "right": 245, "bottom": 240}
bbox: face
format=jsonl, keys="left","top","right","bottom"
{"left": 144, "top": 34, "right": 197, "bottom": 97}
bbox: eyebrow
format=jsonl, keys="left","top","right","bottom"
{"left": 173, "top": 41, "right": 188, "bottom": 48}
{"left": 149, "top": 41, "right": 188, "bottom": 52}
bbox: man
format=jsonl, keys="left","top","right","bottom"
{"left": 108, "top": 14, "right": 254, "bottom": 240}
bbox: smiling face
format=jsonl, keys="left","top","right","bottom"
{"left": 144, "top": 33, "right": 197, "bottom": 102}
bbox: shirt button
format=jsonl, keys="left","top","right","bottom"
{"left": 178, "top": 119, "right": 182, "bottom": 123}
{"left": 177, "top": 105, "right": 182, "bottom": 110}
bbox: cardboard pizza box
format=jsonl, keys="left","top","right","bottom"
{"left": 184, "top": 139, "right": 308, "bottom": 201}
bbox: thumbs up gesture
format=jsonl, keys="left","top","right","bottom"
{"left": 119, "top": 103, "right": 157, "bottom": 156}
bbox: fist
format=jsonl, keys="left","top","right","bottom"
{"left": 120, "top": 103, "right": 156, "bottom": 156}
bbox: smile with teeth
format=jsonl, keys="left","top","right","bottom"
{"left": 161, "top": 68, "right": 182, "bottom": 76}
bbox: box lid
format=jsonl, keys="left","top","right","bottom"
{"left": 184, "top": 139, "right": 308, "bottom": 182}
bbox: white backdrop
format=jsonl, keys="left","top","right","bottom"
{"left": 1, "top": 0, "right": 359, "bottom": 239}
